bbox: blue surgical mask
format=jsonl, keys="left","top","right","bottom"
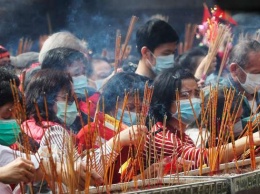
{"left": 95, "top": 78, "right": 106, "bottom": 90}
{"left": 116, "top": 108, "right": 137, "bottom": 126}
{"left": 56, "top": 101, "right": 78, "bottom": 126}
{"left": 0, "top": 119, "right": 21, "bottom": 146}
{"left": 72, "top": 75, "right": 88, "bottom": 96}
{"left": 149, "top": 53, "right": 174, "bottom": 74}
{"left": 171, "top": 98, "right": 201, "bottom": 124}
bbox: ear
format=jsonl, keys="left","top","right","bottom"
{"left": 229, "top": 63, "right": 238, "bottom": 81}
{"left": 140, "top": 46, "right": 150, "bottom": 58}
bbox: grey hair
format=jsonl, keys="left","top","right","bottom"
{"left": 39, "top": 31, "right": 87, "bottom": 64}
{"left": 228, "top": 40, "right": 260, "bottom": 68}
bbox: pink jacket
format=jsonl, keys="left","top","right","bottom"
{"left": 21, "top": 118, "right": 59, "bottom": 143}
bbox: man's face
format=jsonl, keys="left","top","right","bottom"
{"left": 153, "top": 42, "right": 178, "bottom": 57}
{"left": 148, "top": 42, "right": 177, "bottom": 65}
{"left": 234, "top": 51, "right": 260, "bottom": 84}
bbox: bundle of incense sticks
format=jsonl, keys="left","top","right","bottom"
{"left": 46, "top": 13, "right": 52, "bottom": 35}
{"left": 183, "top": 23, "right": 197, "bottom": 53}
{"left": 177, "top": 23, "right": 197, "bottom": 55}
{"left": 114, "top": 29, "right": 121, "bottom": 72}
{"left": 216, "top": 34, "right": 232, "bottom": 83}
{"left": 9, "top": 80, "right": 260, "bottom": 193}
{"left": 114, "top": 16, "right": 138, "bottom": 73}
{"left": 202, "top": 23, "right": 230, "bottom": 78}
{"left": 17, "top": 38, "right": 33, "bottom": 55}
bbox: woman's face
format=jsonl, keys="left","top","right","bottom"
{"left": 53, "top": 83, "right": 74, "bottom": 114}
{"left": 116, "top": 95, "right": 140, "bottom": 113}
{"left": 170, "top": 78, "right": 200, "bottom": 114}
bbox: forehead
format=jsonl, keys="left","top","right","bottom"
{"left": 244, "top": 51, "right": 260, "bottom": 73}
{"left": 0, "top": 102, "right": 13, "bottom": 119}
{"left": 66, "top": 60, "right": 85, "bottom": 74}
{"left": 92, "top": 60, "right": 111, "bottom": 74}
{"left": 153, "top": 42, "right": 177, "bottom": 54}
{"left": 180, "top": 78, "right": 198, "bottom": 91}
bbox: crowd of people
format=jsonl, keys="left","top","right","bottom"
{"left": 1, "top": 16, "right": 260, "bottom": 193}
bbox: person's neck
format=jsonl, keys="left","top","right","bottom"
{"left": 135, "top": 59, "right": 156, "bottom": 79}
{"left": 167, "top": 117, "right": 187, "bottom": 132}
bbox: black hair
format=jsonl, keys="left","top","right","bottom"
{"left": 24, "top": 66, "right": 41, "bottom": 92}
{"left": 25, "top": 69, "right": 73, "bottom": 125}
{"left": 100, "top": 72, "right": 148, "bottom": 114}
{"left": 229, "top": 40, "right": 260, "bottom": 68}
{"left": 136, "top": 19, "right": 179, "bottom": 56}
{"left": 149, "top": 66, "right": 196, "bottom": 123}
{"left": 41, "top": 47, "right": 91, "bottom": 74}
{"left": 0, "top": 68, "right": 20, "bottom": 107}
{"left": 177, "top": 46, "right": 208, "bottom": 74}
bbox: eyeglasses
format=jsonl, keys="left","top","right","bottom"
{"left": 179, "top": 89, "right": 201, "bottom": 99}
{"left": 56, "top": 95, "right": 74, "bottom": 104}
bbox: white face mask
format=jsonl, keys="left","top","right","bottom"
{"left": 238, "top": 66, "right": 260, "bottom": 94}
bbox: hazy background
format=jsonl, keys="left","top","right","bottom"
{"left": 0, "top": 0, "right": 259, "bottom": 56}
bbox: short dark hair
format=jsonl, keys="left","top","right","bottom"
{"left": 0, "top": 68, "right": 20, "bottom": 107}
{"left": 100, "top": 72, "right": 148, "bottom": 113}
{"left": 41, "top": 47, "right": 91, "bottom": 74}
{"left": 177, "top": 46, "right": 208, "bottom": 74}
{"left": 25, "top": 69, "right": 73, "bottom": 124}
{"left": 229, "top": 40, "right": 260, "bottom": 68}
{"left": 149, "top": 66, "right": 196, "bottom": 123}
{"left": 136, "top": 19, "right": 179, "bottom": 56}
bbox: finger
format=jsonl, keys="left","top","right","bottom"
{"left": 20, "top": 157, "right": 34, "bottom": 166}
{"left": 25, "top": 169, "right": 35, "bottom": 181}
{"left": 90, "top": 170, "right": 103, "bottom": 186}
{"left": 26, "top": 163, "right": 36, "bottom": 174}
{"left": 78, "top": 178, "right": 85, "bottom": 191}
{"left": 21, "top": 171, "right": 31, "bottom": 183}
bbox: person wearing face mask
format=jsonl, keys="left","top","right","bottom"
{"left": 24, "top": 69, "right": 80, "bottom": 145}
{"left": 187, "top": 87, "right": 244, "bottom": 148}
{"left": 0, "top": 68, "right": 40, "bottom": 152}
{"left": 135, "top": 19, "right": 179, "bottom": 80}
{"left": 77, "top": 72, "right": 147, "bottom": 147}
{"left": 223, "top": 40, "right": 260, "bottom": 121}
{"left": 144, "top": 66, "right": 260, "bottom": 173}
{"left": 86, "top": 57, "right": 113, "bottom": 91}
{"left": 41, "top": 47, "right": 99, "bottom": 132}
{"left": 77, "top": 72, "right": 148, "bottom": 183}
{"left": 0, "top": 69, "right": 106, "bottom": 192}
